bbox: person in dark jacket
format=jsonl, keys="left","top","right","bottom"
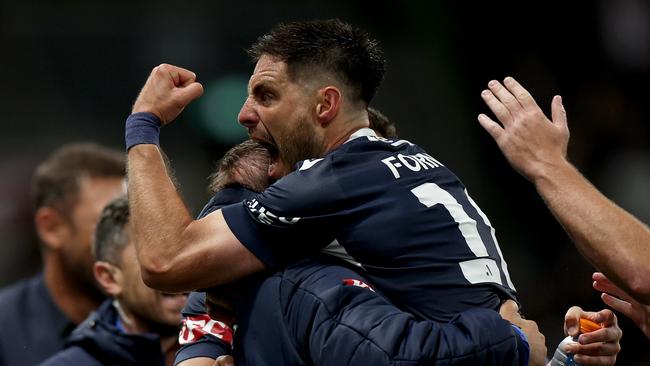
{"left": 0, "top": 143, "right": 126, "bottom": 366}
{"left": 40, "top": 196, "right": 187, "bottom": 366}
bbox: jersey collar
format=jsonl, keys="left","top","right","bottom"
{"left": 346, "top": 127, "right": 377, "bottom": 143}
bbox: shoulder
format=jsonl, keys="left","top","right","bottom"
{"left": 0, "top": 275, "right": 41, "bottom": 319}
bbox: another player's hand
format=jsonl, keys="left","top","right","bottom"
{"left": 562, "top": 306, "right": 621, "bottom": 365}
{"left": 477, "top": 77, "right": 570, "bottom": 183}
{"left": 499, "top": 300, "right": 547, "bottom": 366}
{"left": 213, "top": 355, "right": 234, "bottom": 366}
{"left": 132, "top": 63, "right": 204, "bottom": 124}
{"left": 594, "top": 271, "right": 650, "bottom": 339}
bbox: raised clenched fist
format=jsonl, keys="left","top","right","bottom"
{"left": 132, "top": 63, "right": 204, "bottom": 124}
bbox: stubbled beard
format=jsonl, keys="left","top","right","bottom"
{"left": 276, "top": 116, "right": 321, "bottom": 169}
{"left": 61, "top": 249, "right": 105, "bottom": 302}
{"left": 127, "top": 300, "right": 183, "bottom": 336}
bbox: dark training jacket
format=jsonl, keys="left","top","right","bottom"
{"left": 38, "top": 300, "right": 165, "bottom": 366}
{"left": 233, "top": 257, "right": 527, "bottom": 365}
{"left": 178, "top": 257, "right": 529, "bottom": 366}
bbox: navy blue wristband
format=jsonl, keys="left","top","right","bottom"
{"left": 125, "top": 112, "right": 162, "bottom": 151}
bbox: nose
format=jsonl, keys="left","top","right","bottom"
{"left": 238, "top": 97, "right": 259, "bottom": 129}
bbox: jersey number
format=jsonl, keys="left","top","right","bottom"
{"left": 411, "top": 183, "right": 515, "bottom": 289}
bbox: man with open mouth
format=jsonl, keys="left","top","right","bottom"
{"left": 123, "top": 19, "right": 618, "bottom": 365}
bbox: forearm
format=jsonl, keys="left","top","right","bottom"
{"left": 128, "top": 145, "right": 266, "bottom": 292}
{"left": 127, "top": 144, "right": 194, "bottom": 284}
{"left": 534, "top": 159, "right": 650, "bottom": 303}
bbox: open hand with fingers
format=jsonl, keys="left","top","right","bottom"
{"left": 594, "top": 272, "right": 650, "bottom": 339}
{"left": 132, "top": 63, "right": 204, "bottom": 124}
{"left": 477, "top": 77, "right": 570, "bottom": 184}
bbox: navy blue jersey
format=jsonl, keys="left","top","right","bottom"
{"left": 223, "top": 128, "right": 517, "bottom": 321}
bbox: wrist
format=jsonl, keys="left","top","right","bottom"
{"left": 125, "top": 112, "right": 162, "bottom": 151}
{"left": 529, "top": 156, "right": 574, "bottom": 189}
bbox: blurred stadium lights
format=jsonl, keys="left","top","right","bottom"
{"left": 193, "top": 75, "right": 250, "bottom": 145}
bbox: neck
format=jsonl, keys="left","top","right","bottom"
{"left": 114, "top": 300, "right": 148, "bottom": 334}
{"left": 113, "top": 301, "right": 179, "bottom": 366}
{"left": 322, "top": 109, "right": 370, "bottom": 154}
{"left": 43, "top": 254, "right": 103, "bottom": 324}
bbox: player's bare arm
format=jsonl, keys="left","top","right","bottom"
{"left": 478, "top": 76, "right": 650, "bottom": 305}
{"left": 128, "top": 64, "right": 265, "bottom": 292}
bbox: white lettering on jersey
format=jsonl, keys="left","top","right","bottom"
{"left": 246, "top": 198, "right": 301, "bottom": 225}
{"left": 382, "top": 153, "right": 444, "bottom": 179}
{"left": 299, "top": 158, "right": 325, "bottom": 171}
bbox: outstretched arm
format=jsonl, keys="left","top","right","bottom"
{"left": 478, "top": 77, "right": 650, "bottom": 305}
{"left": 128, "top": 64, "right": 265, "bottom": 292}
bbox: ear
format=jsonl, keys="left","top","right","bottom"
{"left": 315, "top": 86, "right": 342, "bottom": 127}
{"left": 34, "top": 207, "right": 71, "bottom": 250}
{"left": 94, "top": 261, "right": 123, "bottom": 297}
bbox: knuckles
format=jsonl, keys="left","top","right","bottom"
{"left": 152, "top": 63, "right": 173, "bottom": 77}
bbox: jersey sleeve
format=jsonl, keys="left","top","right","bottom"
{"left": 222, "top": 158, "right": 344, "bottom": 269}
{"left": 174, "top": 292, "right": 232, "bottom": 365}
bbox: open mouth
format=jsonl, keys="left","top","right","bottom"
{"left": 255, "top": 139, "right": 284, "bottom": 178}
{"left": 255, "top": 139, "right": 279, "bottom": 161}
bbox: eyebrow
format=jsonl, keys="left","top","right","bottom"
{"left": 251, "top": 81, "right": 275, "bottom": 96}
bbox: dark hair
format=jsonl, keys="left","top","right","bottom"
{"left": 248, "top": 19, "right": 386, "bottom": 105}
{"left": 32, "top": 143, "right": 125, "bottom": 213}
{"left": 209, "top": 140, "right": 271, "bottom": 194}
{"left": 93, "top": 196, "right": 130, "bottom": 264}
{"left": 368, "top": 107, "right": 397, "bottom": 139}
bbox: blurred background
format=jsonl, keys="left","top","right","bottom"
{"left": 0, "top": 0, "right": 648, "bottom": 363}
